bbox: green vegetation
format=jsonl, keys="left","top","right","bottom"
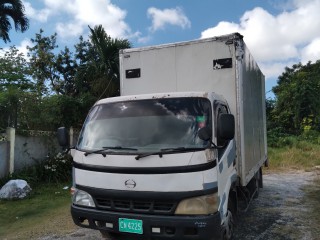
{"left": 265, "top": 60, "right": 320, "bottom": 171}
{"left": 267, "top": 61, "right": 320, "bottom": 135}
{"left": 0, "top": 182, "right": 76, "bottom": 239}
{"left": 0, "top": 152, "right": 72, "bottom": 187}
{"left": 0, "top": 153, "right": 74, "bottom": 239}
{"left": 267, "top": 130, "right": 320, "bottom": 171}
{"left": 0, "top": 1, "right": 29, "bottom": 43}
{"left": 268, "top": 143, "right": 320, "bottom": 171}
{"left": 0, "top": 25, "right": 131, "bottom": 131}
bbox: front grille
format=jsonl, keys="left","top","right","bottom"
{"left": 95, "top": 198, "right": 177, "bottom": 215}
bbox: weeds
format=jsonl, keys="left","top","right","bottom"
{"left": 0, "top": 152, "right": 72, "bottom": 187}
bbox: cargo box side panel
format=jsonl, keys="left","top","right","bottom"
{"left": 174, "top": 41, "right": 237, "bottom": 116}
{"left": 120, "top": 39, "right": 237, "bottom": 117}
{"left": 239, "top": 44, "right": 267, "bottom": 186}
{"left": 120, "top": 47, "right": 177, "bottom": 96}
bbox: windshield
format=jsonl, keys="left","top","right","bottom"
{"left": 77, "top": 97, "right": 212, "bottom": 153}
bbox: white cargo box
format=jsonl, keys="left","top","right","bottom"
{"left": 119, "top": 33, "right": 267, "bottom": 186}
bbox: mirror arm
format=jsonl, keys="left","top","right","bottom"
{"left": 210, "top": 141, "right": 226, "bottom": 149}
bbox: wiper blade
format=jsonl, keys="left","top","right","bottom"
{"left": 135, "top": 147, "right": 204, "bottom": 160}
{"left": 160, "top": 147, "right": 205, "bottom": 152}
{"left": 135, "top": 151, "right": 163, "bottom": 160}
{"left": 84, "top": 146, "right": 137, "bottom": 157}
{"left": 84, "top": 149, "right": 107, "bottom": 157}
{"left": 103, "top": 146, "right": 138, "bottom": 151}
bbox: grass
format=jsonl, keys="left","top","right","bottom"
{"left": 267, "top": 141, "right": 320, "bottom": 171}
{"left": 0, "top": 182, "right": 78, "bottom": 239}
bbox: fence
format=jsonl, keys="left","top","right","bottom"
{"left": 0, "top": 127, "right": 78, "bottom": 179}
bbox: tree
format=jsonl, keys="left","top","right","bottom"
{"left": 27, "top": 29, "right": 79, "bottom": 96}
{"left": 272, "top": 60, "right": 320, "bottom": 134}
{"left": 0, "top": 46, "right": 32, "bottom": 91}
{"left": 0, "top": 0, "right": 29, "bottom": 43}
{"left": 0, "top": 46, "right": 33, "bottom": 128}
{"left": 0, "top": 27, "right": 132, "bottom": 131}
{"left": 27, "top": 29, "right": 59, "bottom": 96}
{"left": 55, "top": 46, "right": 78, "bottom": 96}
{"left": 82, "top": 25, "right": 131, "bottom": 99}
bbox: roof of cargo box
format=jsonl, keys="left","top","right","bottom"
{"left": 120, "top": 32, "right": 243, "bottom": 54}
{"left": 95, "top": 91, "right": 227, "bottom": 105}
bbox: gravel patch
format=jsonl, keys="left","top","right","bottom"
{"left": 234, "top": 170, "right": 320, "bottom": 240}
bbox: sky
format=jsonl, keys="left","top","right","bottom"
{"left": 2, "top": 0, "right": 320, "bottom": 98}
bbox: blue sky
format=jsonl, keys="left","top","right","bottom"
{"left": 2, "top": 0, "right": 320, "bottom": 98}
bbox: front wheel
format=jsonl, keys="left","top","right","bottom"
{"left": 100, "top": 230, "right": 127, "bottom": 240}
{"left": 222, "top": 209, "right": 234, "bottom": 240}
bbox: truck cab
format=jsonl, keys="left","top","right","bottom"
{"left": 66, "top": 92, "right": 235, "bottom": 239}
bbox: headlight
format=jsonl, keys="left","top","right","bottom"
{"left": 175, "top": 193, "right": 219, "bottom": 215}
{"left": 72, "top": 189, "right": 96, "bottom": 207}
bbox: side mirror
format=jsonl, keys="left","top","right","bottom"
{"left": 198, "top": 126, "right": 212, "bottom": 141}
{"left": 218, "top": 114, "right": 235, "bottom": 140}
{"left": 57, "top": 127, "right": 69, "bottom": 148}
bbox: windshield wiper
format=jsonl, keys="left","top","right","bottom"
{"left": 161, "top": 147, "right": 205, "bottom": 152}
{"left": 103, "top": 146, "right": 138, "bottom": 151}
{"left": 84, "top": 149, "right": 108, "bottom": 157}
{"left": 84, "top": 146, "right": 137, "bottom": 157}
{"left": 135, "top": 147, "right": 205, "bottom": 160}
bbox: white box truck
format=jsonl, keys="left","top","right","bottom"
{"left": 58, "top": 33, "right": 268, "bottom": 240}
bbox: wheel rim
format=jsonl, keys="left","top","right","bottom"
{"left": 223, "top": 210, "right": 234, "bottom": 240}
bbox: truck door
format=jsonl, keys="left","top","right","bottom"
{"left": 215, "top": 104, "right": 237, "bottom": 220}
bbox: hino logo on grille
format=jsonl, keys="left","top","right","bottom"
{"left": 125, "top": 179, "right": 136, "bottom": 188}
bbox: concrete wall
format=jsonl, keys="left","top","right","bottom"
{"left": 0, "top": 141, "right": 8, "bottom": 178}
{"left": 0, "top": 128, "right": 79, "bottom": 177}
{"left": 14, "top": 134, "right": 61, "bottom": 171}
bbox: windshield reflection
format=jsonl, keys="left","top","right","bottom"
{"left": 77, "top": 97, "right": 212, "bottom": 153}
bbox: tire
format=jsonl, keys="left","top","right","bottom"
{"left": 222, "top": 197, "right": 236, "bottom": 240}
{"left": 258, "top": 167, "right": 263, "bottom": 188}
{"left": 100, "top": 230, "right": 125, "bottom": 240}
{"left": 253, "top": 168, "right": 262, "bottom": 199}
{"left": 222, "top": 209, "right": 234, "bottom": 240}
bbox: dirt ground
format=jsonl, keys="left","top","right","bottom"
{"left": 233, "top": 170, "right": 320, "bottom": 240}
{"left": 38, "top": 169, "right": 320, "bottom": 240}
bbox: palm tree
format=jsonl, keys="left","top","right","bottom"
{"left": 87, "top": 25, "right": 131, "bottom": 98}
{"left": 0, "top": 0, "right": 29, "bottom": 43}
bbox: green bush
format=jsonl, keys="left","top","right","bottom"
{"left": 267, "top": 129, "right": 320, "bottom": 148}
{"left": 267, "top": 128, "right": 296, "bottom": 148}
{"left": 38, "top": 152, "right": 73, "bottom": 183}
{"left": 298, "top": 130, "right": 320, "bottom": 144}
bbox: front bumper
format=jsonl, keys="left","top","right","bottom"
{"left": 71, "top": 204, "right": 222, "bottom": 240}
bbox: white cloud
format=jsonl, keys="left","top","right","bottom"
{"left": 26, "top": 0, "right": 134, "bottom": 39}
{"left": 67, "top": 0, "right": 131, "bottom": 38}
{"left": 200, "top": 0, "right": 320, "bottom": 80}
{"left": 147, "top": 7, "right": 191, "bottom": 32}
{"left": 23, "top": 1, "right": 51, "bottom": 22}
{"left": 259, "top": 61, "right": 296, "bottom": 79}
{"left": 301, "top": 38, "right": 320, "bottom": 64}
{"left": 56, "top": 22, "right": 84, "bottom": 39}
{"left": 0, "top": 38, "right": 32, "bottom": 60}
